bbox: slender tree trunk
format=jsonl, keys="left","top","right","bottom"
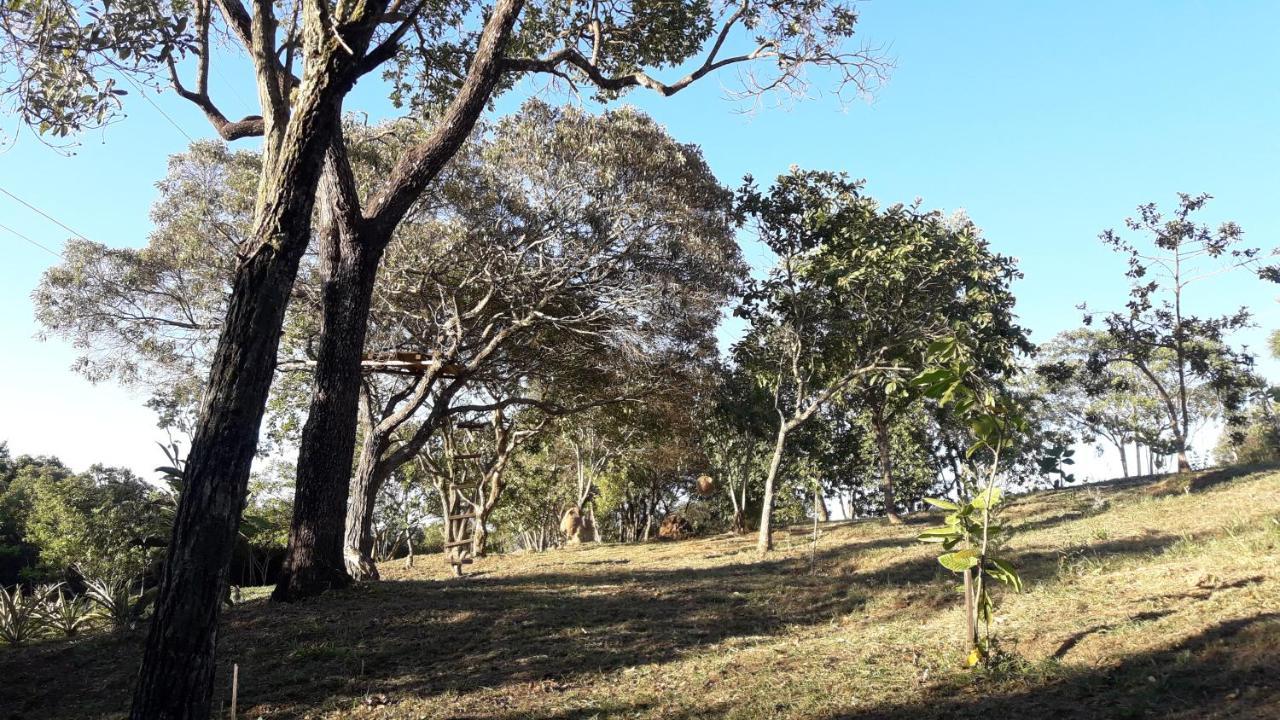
{"left": 1172, "top": 258, "right": 1193, "bottom": 474}
{"left": 589, "top": 506, "right": 602, "bottom": 543}
{"left": 1113, "top": 437, "right": 1129, "bottom": 478}
{"left": 872, "top": 407, "right": 902, "bottom": 524}
{"left": 342, "top": 434, "right": 391, "bottom": 581}
{"left": 757, "top": 423, "right": 789, "bottom": 554}
{"left": 274, "top": 218, "right": 382, "bottom": 601}
{"left": 473, "top": 516, "right": 489, "bottom": 556}
{"left": 814, "top": 486, "right": 830, "bottom": 523}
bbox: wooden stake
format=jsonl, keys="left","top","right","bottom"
{"left": 230, "top": 663, "right": 239, "bottom": 720}
{"left": 963, "top": 568, "right": 977, "bottom": 652}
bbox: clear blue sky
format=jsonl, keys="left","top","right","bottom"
{"left": 0, "top": 1, "right": 1276, "bottom": 481}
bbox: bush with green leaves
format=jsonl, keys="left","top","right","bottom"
{"left": 84, "top": 575, "right": 151, "bottom": 631}
{"left": 0, "top": 584, "right": 52, "bottom": 646}
{"left": 39, "top": 585, "right": 97, "bottom": 638}
{"left": 5, "top": 461, "right": 169, "bottom": 582}
{"left": 913, "top": 338, "right": 1030, "bottom": 666}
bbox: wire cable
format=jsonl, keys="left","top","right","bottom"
{"left": 0, "top": 221, "right": 63, "bottom": 258}
{"left": 0, "top": 186, "right": 91, "bottom": 242}
{"left": 116, "top": 70, "right": 196, "bottom": 143}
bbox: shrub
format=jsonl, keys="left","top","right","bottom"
{"left": 0, "top": 584, "right": 50, "bottom": 646}
{"left": 85, "top": 576, "right": 150, "bottom": 631}
{"left": 39, "top": 585, "right": 97, "bottom": 637}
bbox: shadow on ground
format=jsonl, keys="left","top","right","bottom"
{"left": 844, "top": 613, "right": 1280, "bottom": 720}
{"left": 2, "top": 468, "right": 1275, "bottom": 719}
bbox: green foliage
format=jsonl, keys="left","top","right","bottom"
{"left": 15, "top": 464, "right": 167, "bottom": 581}
{"left": 1214, "top": 402, "right": 1280, "bottom": 466}
{"left": 913, "top": 339, "right": 1034, "bottom": 664}
{"left": 0, "top": 0, "right": 192, "bottom": 138}
{"left": 0, "top": 583, "right": 51, "bottom": 646}
{"left": 732, "top": 169, "right": 1029, "bottom": 531}
{"left": 84, "top": 575, "right": 149, "bottom": 631}
{"left": 38, "top": 585, "right": 96, "bottom": 638}
{"left": 1082, "top": 194, "right": 1278, "bottom": 466}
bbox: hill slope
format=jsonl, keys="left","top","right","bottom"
{"left": 3, "top": 468, "right": 1279, "bottom": 719}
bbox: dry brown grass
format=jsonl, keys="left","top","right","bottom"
{"left": 3, "top": 466, "right": 1279, "bottom": 719}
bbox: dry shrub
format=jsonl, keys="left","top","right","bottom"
{"left": 658, "top": 514, "right": 694, "bottom": 541}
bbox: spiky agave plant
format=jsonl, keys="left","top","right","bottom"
{"left": 1, "top": 584, "right": 51, "bottom": 646}
{"left": 84, "top": 576, "right": 138, "bottom": 630}
{"left": 40, "top": 586, "right": 97, "bottom": 638}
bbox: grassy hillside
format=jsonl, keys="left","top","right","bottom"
{"left": 3, "top": 467, "right": 1279, "bottom": 719}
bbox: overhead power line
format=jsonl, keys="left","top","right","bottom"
{"left": 0, "top": 221, "right": 63, "bottom": 258}
{"left": 115, "top": 71, "right": 196, "bottom": 143}
{"left": 0, "top": 186, "right": 91, "bottom": 242}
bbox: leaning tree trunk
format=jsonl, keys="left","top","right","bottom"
{"left": 814, "top": 487, "right": 830, "bottom": 523}
{"left": 756, "top": 423, "right": 790, "bottom": 554}
{"left": 343, "top": 433, "right": 392, "bottom": 581}
{"left": 130, "top": 107, "right": 340, "bottom": 720}
{"left": 872, "top": 408, "right": 903, "bottom": 524}
{"left": 274, "top": 210, "right": 383, "bottom": 601}
{"left": 276, "top": 0, "right": 523, "bottom": 600}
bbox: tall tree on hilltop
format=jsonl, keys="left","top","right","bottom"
{"left": 1081, "top": 193, "right": 1278, "bottom": 472}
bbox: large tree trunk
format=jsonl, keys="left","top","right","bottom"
{"left": 274, "top": 203, "right": 382, "bottom": 601}
{"left": 872, "top": 407, "right": 903, "bottom": 524}
{"left": 756, "top": 423, "right": 789, "bottom": 554}
{"left": 1175, "top": 446, "right": 1192, "bottom": 473}
{"left": 128, "top": 41, "right": 356, "bottom": 713}
{"left": 275, "top": 0, "right": 524, "bottom": 601}
{"left": 814, "top": 487, "right": 830, "bottom": 523}
{"left": 130, "top": 124, "right": 340, "bottom": 720}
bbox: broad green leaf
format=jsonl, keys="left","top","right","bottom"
{"left": 988, "top": 557, "right": 1023, "bottom": 592}
{"left": 938, "top": 549, "right": 980, "bottom": 572}
{"left": 971, "top": 486, "right": 1003, "bottom": 509}
{"left": 917, "top": 527, "right": 961, "bottom": 543}
{"left": 924, "top": 497, "right": 960, "bottom": 511}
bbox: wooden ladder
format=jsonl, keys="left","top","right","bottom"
{"left": 443, "top": 486, "right": 477, "bottom": 577}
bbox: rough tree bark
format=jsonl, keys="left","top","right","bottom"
{"left": 275, "top": 0, "right": 525, "bottom": 600}
{"left": 274, "top": 143, "right": 381, "bottom": 601}
{"left": 130, "top": 60, "right": 352, "bottom": 720}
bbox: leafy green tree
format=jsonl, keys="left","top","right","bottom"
{"left": 4, "top": 462, "right": 168, "bottom": 582}
{"left": 0, "top": 451, "right": 66, "bottom": 585}
{"left": 5, "top": 1, "right": 887, "bottom": 708}
{"left": 1083, "top": 193, "right": 1278, "bottom": 471}
{"left": 336, "top": 103, "right": 742, "bottom": 575}
{"left": 701, "top": 367, "right": 775, "bottom": 533}
{"left": 1034, "top": 329, "right": 1213, "bottom": 477}
{"left": 735, "top": 170, "right": 1026, "bottom": 550}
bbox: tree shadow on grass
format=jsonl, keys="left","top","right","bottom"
{"left": 0, "top": 527, "right": 1227, "bottom": 719}
{"left": 0, "top": 550, "right": 864, "bottom": 719}
{"left": 842, "top": 613, "right": 1280, "bottom": 720}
